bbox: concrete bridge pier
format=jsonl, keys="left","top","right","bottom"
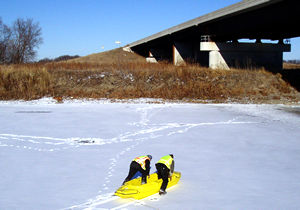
{"left": 173, "top": 41, "right": 212, "bottom": 66}
{"left": 199, "top": 42, "right": 291, "bottom": 72}
{"left": 146, "top": 46, "right": 173, "bottom": 63}
{"left": 172, "top": 42, "right": 199, "bottom": 65}
{"left": 145, "top": 41, "right": 290, "bottom": 72}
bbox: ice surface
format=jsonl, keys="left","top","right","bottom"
{"left": 0, "top": 98, "right": 300, "bottom": 210}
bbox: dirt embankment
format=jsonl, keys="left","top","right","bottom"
{"left": 0, "top": 49, "right": 299, "bottom": 103}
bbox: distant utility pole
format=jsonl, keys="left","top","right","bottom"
{"left": 114, "top": 41, "right": 122, "bottom": 66}
{"left": 115, "top": 41, "right": 121, "bottom": 48}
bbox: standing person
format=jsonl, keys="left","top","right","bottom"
{"left": 155, "top": 154, "right": 174, "bottom": 195}
{"left": 123, "top": 155, "right": 152, "bottom": 185}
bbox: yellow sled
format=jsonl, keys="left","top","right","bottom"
{"left": 115, "top": 171, "right": 181, "bottom": 200}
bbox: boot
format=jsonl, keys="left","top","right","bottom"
{"left": 159, "top": 189, "right": 167, "bottom": 195}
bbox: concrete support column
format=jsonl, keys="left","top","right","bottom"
{"left": 200, "top": 42, "right": 291, "bottom": 71}
{"left": 173, "top": 44, "right": 185, "bottom": 65}
{"left": 146, "top": 51, "right": 158, "bottom": 63}
{"left": 173, "top": 42, "right": 198, "bottom": 66}
{"left": 209, "top": 51, "right": 230, "bottom": 70}
{"left": 146, "top": 47, "right": 172, "bottom": 63}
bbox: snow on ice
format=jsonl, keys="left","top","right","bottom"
{"left": 0, "top": 98, "right": 300, "bottom": 210}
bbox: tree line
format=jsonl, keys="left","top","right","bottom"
{"left": 0, "top": 17, "right": 42, "bottom": 64}
{"left": 284, "top": 60, "right": 300, "bottom": 64}
{"left": 38, "top": 55, "right": 80, "bottom": 63}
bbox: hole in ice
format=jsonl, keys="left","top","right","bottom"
{"left": 15, "top": 111, "right": 52, "bottom": 114}
{"left": 75, "top": 140, "right": 95, "bottom": 144}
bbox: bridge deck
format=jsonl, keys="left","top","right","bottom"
{"left": 128, "top": 0, "right": 297, "bottom": 49}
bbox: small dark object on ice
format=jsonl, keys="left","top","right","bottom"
{"left": 159, "top": 190, "right": 167, "bottom": 195}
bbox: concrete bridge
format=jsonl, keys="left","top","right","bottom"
{"left": 125, "top": 0, "right": 299, "bottom": 72}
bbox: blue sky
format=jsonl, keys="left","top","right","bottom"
{"left": 1, "top": 0, "right": 299, "bottom": 60}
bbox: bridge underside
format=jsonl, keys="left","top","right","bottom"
{"left": 129, "top": 0, "right": 298, "bottom": 72}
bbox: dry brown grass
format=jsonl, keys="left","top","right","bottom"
{"left": 69, "top": 48, "right": 146, "bottom": 64}
{"left": 283, "top": 62, "right": 300, "bottom": 69}
{"left": 0, "top": 49, "right": 299, "bottom": 103}
{"left": 0, "top": 65, "right": 52, "bottom": 100}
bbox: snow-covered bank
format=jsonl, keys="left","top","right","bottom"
{"left": 1, "top": 99, "right": 300, "bottom": 210}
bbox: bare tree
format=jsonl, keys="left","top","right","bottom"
{"left": 0, "top": 18, "right": 11, "bottom": 64}
{"left": 1, "top": 18, "right": 43, "bottom": 64}
{"left": 8, "top": 18, "right": 43, "bottom": 63}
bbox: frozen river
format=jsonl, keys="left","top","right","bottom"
{"left": 1, "top": 98, "right": 300, "bottom": 210}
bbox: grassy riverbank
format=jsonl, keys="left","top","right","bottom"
{"left": 1, "top": 49, "right": 299, "bottom": 103}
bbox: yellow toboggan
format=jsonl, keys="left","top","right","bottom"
{"left": 114, "top": 171, "right": 181, "bottom": 200}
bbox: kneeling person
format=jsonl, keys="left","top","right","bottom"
{"left": 155, "top": 154, "right": 174, "bottom": 195}
{"left": 123, "top": 155, "right": 152, "bottom": 185}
